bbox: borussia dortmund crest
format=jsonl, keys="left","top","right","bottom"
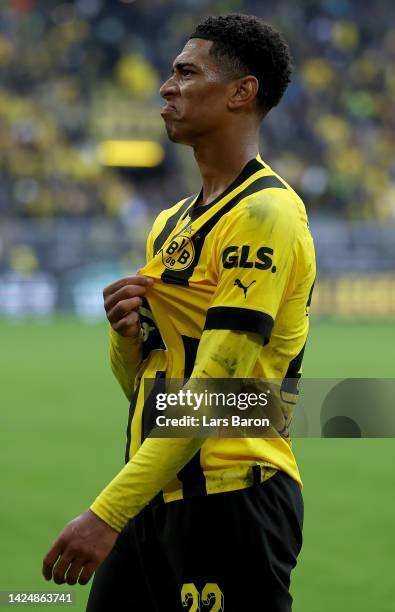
{"left": 161, "top": 233, "right": 195, "bottom": 271}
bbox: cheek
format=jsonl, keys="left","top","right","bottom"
{"left": 186, "top": 85, "right": 227, "bottom": 116}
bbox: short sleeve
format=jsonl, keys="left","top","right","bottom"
{"left": 204, "top": 193, "right": 296, "bottom": 345}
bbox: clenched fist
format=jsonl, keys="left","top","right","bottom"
{"left": 103, "top": 275, "right": 153, "bottom": 338}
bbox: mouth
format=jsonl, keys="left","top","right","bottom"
{"left": 160, "top": 103, "right": 178, "bottom": 116}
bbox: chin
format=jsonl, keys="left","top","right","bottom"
{"left": 165, "top": 126, "right": 194, "bottom": 146}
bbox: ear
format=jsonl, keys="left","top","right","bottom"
{"left": 227, "top": 75, "right": 259, "bottom": 111}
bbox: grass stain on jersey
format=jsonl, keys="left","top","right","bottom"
{"left": 210, "top": 352, "right": 239, "bottom": 377}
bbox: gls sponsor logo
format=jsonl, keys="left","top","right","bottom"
{"left": 222, "top": 245, "right": 276, "bottom": 272}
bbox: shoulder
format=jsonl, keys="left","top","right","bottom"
{"left": 223, "top": 162, "right": 308, "bottom": 233}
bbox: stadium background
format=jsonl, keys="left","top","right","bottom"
{"left": 0, "top": 0, "right": 394, "bottom": 610}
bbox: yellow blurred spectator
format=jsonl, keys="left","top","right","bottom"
{"left": 116, "top": 54, "right": 159, "bottom": 99}
{"left": 10, "top": 245, "right": 39, "bottom": 275}
{"left": 314, "top": 115, "right": 351, "bottom": 144}
{"left": 301, "top": 58, "right": 334, "bottom": 92}
{"left": 332, "top": 20, "right": 359, "bottom": 50}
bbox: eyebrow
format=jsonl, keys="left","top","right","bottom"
{"left": 172, "top": 61, "right": 199, "bottom": 73}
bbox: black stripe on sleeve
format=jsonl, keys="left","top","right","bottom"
{"left": 177, "top": 335, "right": 207, "bottom": 497}
{"left": 141, "top": 371, "right": 166, "bottom": 442}
{"left": 181, "top": 335, "right": 200, "bottom": 379}
{"left": 124, "top": 384, "right": 139, "bottom": 463}
{"left": 204, "top": 306, "right": 274, "bottom": 345}
{"left": 280, "top": 343, "right": 306, "bottom": 399}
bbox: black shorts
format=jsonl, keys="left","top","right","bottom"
{"left": 86, "top": 471, "right": 303, "bottom": 612}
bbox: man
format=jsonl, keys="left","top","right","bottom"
{"left": 43, "top": 14, "right": 315, "bottom": 611}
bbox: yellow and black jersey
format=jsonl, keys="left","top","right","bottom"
{"left": 90, "top": 154, "right": 316, "bottom": 530}
{"left": 124, "top": 154, "right": 316, "bottom": 502}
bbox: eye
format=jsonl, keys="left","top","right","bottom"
{"left": 170, "top": 66, "right": 195, "bottom": 79}
{"left": 181, "top": 68, "right": 194, "bottom": 77}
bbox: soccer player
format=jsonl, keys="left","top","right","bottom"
{"left": 43, "top": 14, "right": 316, "bottom": 611}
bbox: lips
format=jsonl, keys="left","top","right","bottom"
{"left": 161, "top": 103, "right": 177, "bottom": 115}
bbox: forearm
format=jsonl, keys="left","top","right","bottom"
{"left": 90, "top": 437, "right": 202, "bottom": 531}
{"left": 193, "top": 328, "right": 261, "bottom": 379}
{"left": 109, "top": 326, "right": 143, "bottom": 400}
{"left": 92, "top": 329, "right": 261, "bottom": 531}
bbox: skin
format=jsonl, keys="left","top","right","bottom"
{"left": 160, "top": 39, "right": 262, "bottom": 205}
{"left": 42, "top": 38, "right": 263, "bottom": 586}
{"left": 103, "top": 275, "right": 154, "bottom": 337}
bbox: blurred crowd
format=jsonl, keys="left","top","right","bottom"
{"left": 0, "top": 0, "right": 394, "bottom": 307}
{"left": 0, "top": 0, "right": 394, "bottom": 221}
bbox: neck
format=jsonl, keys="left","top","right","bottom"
{"left": 193, "top": 126, "right": 260, "bottom": 206}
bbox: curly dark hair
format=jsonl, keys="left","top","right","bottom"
{"left": 189, "top": 14, "right": 292, "bottom": 115}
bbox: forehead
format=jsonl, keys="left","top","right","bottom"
{"left": 173, "top": 38, "right": 219, "bottom": 71}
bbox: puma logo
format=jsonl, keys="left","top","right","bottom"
{"left": 234, "top": 278, "right": 256, "bottom": 298}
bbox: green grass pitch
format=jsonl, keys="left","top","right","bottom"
{"left": 0, "top": 318, "right": 394, "bottom": 611}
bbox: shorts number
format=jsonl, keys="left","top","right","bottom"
{"left": 202, "top": 583, "right": 224, "bottom": 611}
{"left": 181, "top": 583, "right": 200, "bottom": 611}
{"left": 181, "top": 583, "right": 224, "bottom": 611}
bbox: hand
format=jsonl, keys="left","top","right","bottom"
{"left": 42, "top": 510, "right": 118, "bottom": 586}
{"left": 103, "top": 275, "right": 153, "bottom": 338}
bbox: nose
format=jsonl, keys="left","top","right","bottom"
{"left": 159, "top": 75, "right": 178, "bottom": 99}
